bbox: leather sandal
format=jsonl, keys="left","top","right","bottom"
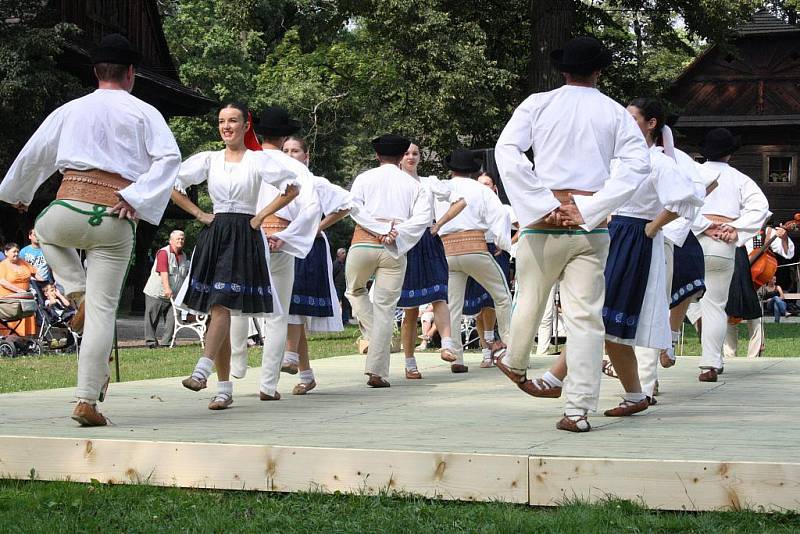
{"left": 292, "top": 381, "right": 316, "bottom": 395}
{"left": 604, "top": 397, "right": 650, "bottom": 417}
{"left": 259, "top": 390, "right": 282, "bottom": 400}
{"left": 659, "top": 349, "right": 676, "bottom": 368}
{"left": 494, "top": 354, "right": 526, "bottom": 384}
{"left": 281, "top": 361, "right": 299, "bottom": 375}
{"left": 518, "top": 377, "right": 562, "bottom": 398}
{"left": 208, "top": 393, "right": 233, "bottom": 410}
{"left": 489, "top": 340, "right": 507, "bottom": 361}
{"left": 367, "top": 375, "right": 390, "bottom": 388}
{"left": 450, "top": 363, "right": 469, "bottom": 373}
{"left": 405, "top": 368, "right": 422, "bottom": 379}
{"left": 182, "top": 375, "right": 207, "bottom": 391}
{"left": 601, "top": 359, "right": 618, "bottom": 379}
{"left": 698, "top": 368, "right": 718, "bottom": 382}
{"left": 556, "top": 414, "right": 591, "bottom": 433}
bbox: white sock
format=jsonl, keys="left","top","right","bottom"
{"left": 564, "top": 408, "right": 586, "bottom": 418}
{"left": 671, "top": 330, "right": 680, "bottom": 344}
{"left": 299, "top": 369, "right": 315, "bottom": 384}
{"left": 483, "top": 330, "right": 495, "bottom": 343}
{"left": 441, "top": 337, "right": 456, "bottom": 352}
{"left": 623, "top": 392, "right": 647, "bottom": 403}
{"left": 284, "top": 351, "right": 300, "bottom": 365}
{"left": 405, "top": 356, "right": 418, "bottom": 370}
{"left": 78, "top": 398, "right": 96, "bottom": 406}
{"left": 217, "top": 380, "right": 233, "bottom": 396}
{"left": 542, "top": 371, "right": 563, "bottom": 388}
{"left": 192, "top": 357, "right": 214, "bottom": 380}
{"left": 481, "top": 348, "right": 492, "bottom": 361}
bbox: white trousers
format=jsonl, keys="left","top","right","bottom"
{"left": 345, "top": 245, "right": 406, "bottom": 379}
{"left": 507, "top": 230, "right": 610, "bottom": 413}
{"left": 723, "top": 319, "right": 763, "bottom": 359}
{"left": 535, "top": 285, "right": 557, "bottom": 355}
{"left": 35, "top": 200, "right": 135, "bottom": 401}
{"left": 446, "top": 252, "right": 512, "bottom": 360}
{"left": 697, "top": 235, "right": 736, "bottom": 369}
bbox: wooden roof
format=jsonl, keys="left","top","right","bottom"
{"left": 736, "top": 10, "right": 800, "bottom": 36}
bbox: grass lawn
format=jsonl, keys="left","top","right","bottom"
{"left": 1, "top": 479, "right": 798, "bottom": 533}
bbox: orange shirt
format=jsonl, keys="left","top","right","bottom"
{"left": 0, "top": 258, "right": 37, "bottom": 296}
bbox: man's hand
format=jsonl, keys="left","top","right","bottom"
{"left": 164, "top": 288, "right": 174, "bottom": 300}
{"left": 543, "top": 208, "right": 562, "bottom": 226}
{"left": 268, "top": 235, "right": 284, "bottom": 252}
{"left": 703, "top": 223, "right": 723, "bottom": 241}
{"left": 557, "top": 199, "right": 585, "bottom": 227}
{"left": 719, "top": 224, "right": 738, "bottom": 244}
{"left": 197, "top": 212, "right": 215, "bottom": 226}
{"left": 12, "top": 202, "right": 28, "bottom": 213}
{"left": 110, "top": 198, "right": 138, "bottom": 221}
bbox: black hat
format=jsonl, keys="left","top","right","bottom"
{"left": 371, "top": 134, "right": 411, "bottom": 157}
{"left": 700, "top": 128, "right": 741, "bottom": 160}
{"left": 444, "top": 148, "right": 482, "bottom": 173}
{"left": 254, "top": 106, "right": 302, "bottom": 136}
{"left": 90, "top": 33, "right": 142, "bottom": 66}
{"left": 550, "top": 36, "right": 612, "bottom": 74}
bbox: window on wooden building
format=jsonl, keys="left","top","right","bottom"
{"left": 763, "top": 154, "right": 797, "bottom": 185}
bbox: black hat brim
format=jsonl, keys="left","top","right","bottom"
{"left": 444, "top": 156, "right": 482, "bottom": 173}
{"left": 91, "top": 47, "right": 142, "bottom": 66}
{"left": 254, "top": 119, "right": 301, "bottom": 137}
{"left": 550, "top": 48, "right": 612, "bottom": 73}
{"left": 700, "top": 135, "right": 741, "bottom": 160}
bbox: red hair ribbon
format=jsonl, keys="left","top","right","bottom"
{"left": 244, "top": 111, "right": 262, "bottom": 151}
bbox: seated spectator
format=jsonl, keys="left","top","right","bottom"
{"left": 0, "top": 242, "right": 43, "bottom": 336}
{"left": 20, "top": 229, "right": 54, "bottom": 283}
{"left": 417, "top": 304, "right": 437, "bottom": 350}
{"left": 42, "top": 283, "right": 75, "bottom": 323}
{"left": 761, "top": 276, "right": 788, "bottom": 323}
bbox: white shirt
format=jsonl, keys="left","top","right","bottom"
{"left": 485, "top": 204, "right": 517, "bottom": 244}
{"left": 313, "top": 175, "right": 352, "bottom": 217}
{"left": 495, "top": 85, "right": 651, "bottom": 230}
{"left": 416, "top": 175, "right": 461, "bottom": 224}
{"left": 746, "top": 229, "right": 795, "bottom": 259}
{"left": 176, "top": 149, "right": 298, "bottom": 216}
{"left": 692, "top": 161, "right": 771, "bottom": 246}
{"left": 257, "top": 150, "right": 321, "bottom": 259}
{"left": 614, "top": 146, "right": 702, "bottom": 221}
{"left": 663, "top": 148, "right": 707, "bottom": 246}
{"left": 0, "top": 89, "right": 181, "bottom": 225}
{"left": 435, "top": 177, "right": 512, "bottom": 252}
{"left": 349, "top": 164, "right": 430, "bottom": 258}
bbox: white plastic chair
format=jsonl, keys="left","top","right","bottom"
{"left": 169, "top": 300, "right": 207, "bottom": 348}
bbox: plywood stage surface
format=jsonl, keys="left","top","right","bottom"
{"left": 1, "top": 353, "right": 798, "bottom": 511}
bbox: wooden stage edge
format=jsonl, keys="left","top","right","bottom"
{"left": 1, "top": 436, "right": 798, "bottom": 512}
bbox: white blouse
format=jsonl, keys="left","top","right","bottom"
{"left": 349, "top": 164, "right": 430, "bottom": 257}
{"left": 417, "top": 175, "right": 462, "bottom": 223}
{"left": 0, "top": 89, "right": 181, "bottom": 225}
{"left": 614, "top": 146, "right": 702, "bottom": 221}
{"left": 495, "top": 85, "right": 651, "bottom": 230}
{"left": 435, "top": 177, "right": 512, "bottom": 252}
{"left": 313, "top": 175, "right": 353, "bottom": 217}
{"left": 693, "top": 161, "right": 771, "bottom": 246}
{"left": 662, "top": 149, "right": 708, "bottom": 247}
{"left": 176, "top": 150, "right": 298, "bottom": 216}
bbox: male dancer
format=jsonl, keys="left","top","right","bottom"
{"left": 494, "top": 36, "right": 651, "bottom": 432}
{"left": 437, "top": 149, "right": 512, "bottom": 373}
{"left": 228, "top": 107, "right": 321, "bottom": 400}
{"left": 346, "top": 135, "right": 430, "bottom": 387}
{"left": 0, "top": 35, "right": 181, "bottom": 425}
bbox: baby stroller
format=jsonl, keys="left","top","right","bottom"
{"left": 0, "top": 291, "right": 42, "bottom": 357}
{"left": 30, "top": 280, "right": 79, "bottom": 354}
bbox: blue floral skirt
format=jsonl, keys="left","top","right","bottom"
{"left": 462, "top": 243, "right": 510, "bottom": 315}
{"left": 397, "top": 230, "right": 449, "bottom": 308}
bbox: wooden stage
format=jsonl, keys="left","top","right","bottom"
{"left": 1, "top": 353, "right": 798, "bottom": 511}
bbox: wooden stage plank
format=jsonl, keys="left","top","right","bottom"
{"left": 529, "top": 457, "right": 800, "bottom": 511}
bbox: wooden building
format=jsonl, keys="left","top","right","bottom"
{"left": 666, "top": 10, "right": 800, "bottom": 226}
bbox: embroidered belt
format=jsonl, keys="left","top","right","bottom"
{"left": 705, "top": 214, "right": 734, "bottom": 224}
{"left": 441, "top": 230, "right": 488, "bottom": 256}
{"left": 351, "top": 225, "right": 383, "bottom": 246}
{"left": 261, "top": 215, "right": 290, "bottom": 237}
{"left": 527, "top": 189, "right": 607, "bottom": 231}
{"left": 56, "top": 169, "right": 129, "bottom": 208}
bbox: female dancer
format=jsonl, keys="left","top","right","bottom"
{"left": 280, "top": 136, "right": 352, "bottom": 394}
{"left": 171, "top": 102, "right": 300, "bottom": 410}
{"left": 398, "top": 142, "right": 466, "bottom": 379}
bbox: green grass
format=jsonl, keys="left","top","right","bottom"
{"left": 0, "top": 325, "right": 361, "bottom": 394}
{"left": 676, "top": 321, "right": 800, "bottom": 358}
{"left": 0, "top": 479, "right": 797, "bottom": 533}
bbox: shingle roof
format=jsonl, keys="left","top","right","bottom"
{"left": 736, "top": 9, "right": 800, "bottom": 36}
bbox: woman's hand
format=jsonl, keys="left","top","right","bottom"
{"left": 644, "top": 221, "right": 658, "bottom": 239}
{"left": 197, "top": 212, "right": 215, "bottom": 226}
{"left": 249, "top": 216, "right": 261, "bottom": 230}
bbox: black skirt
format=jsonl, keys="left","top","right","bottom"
{"left": 670, "top": 232, "right": 706, "bottom": 308}
{"left": 181, "top": 213, "right": 273, "bottom": 314}
{"left": 726, "top": 246, "right": 762, "bottom": 320}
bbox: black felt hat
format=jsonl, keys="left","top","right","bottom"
{"left": 444, "top": 148, "right": 482, "bottom": 173}
{"left": 700, "top": 128, "right": 741, "bottom": 160}
{"left": 550, "top": 36, "right": 612, "bottom": 74}
{"left": 90, "top": 33, "right": 142, "bottom": 66}
{"left": 371, "top": 134, "right": 411, "bottom": 157}
{"left": 254, "top": 106, "right": 302, "bottom": 136}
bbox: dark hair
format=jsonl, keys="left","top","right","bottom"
{"left": 94, "top": 63, "right": 129, "bottom": 82}
{"left": 628, "top": 97, "right": 666, "bottom": 142}
{"left": 222, "top": 101, "right": 249, "bottom": 122}
{"left": 286, "top": 136, "right": 308, "bottom": 152}
{"left": 4, "top": 242, "right": 19, "bottom": 253}
{"left": 377, "top": 154, "right": 403, "bottom": 164}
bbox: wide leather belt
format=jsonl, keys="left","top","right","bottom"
{"left": 705, "top": 214, "right": 735, "bottom": 224}
{"left": 351, "top": 225, "right": 383, "bottom": 245}
{"left": 527, "top": 189, "right": 607, "bottom": 231}
{"left": 261, "top": 215, "right": 291, "bottom": 237}
{"left": 56, "top": 169, "right": 129, "bottom": 207}
{"left": 441, "top": 230, "right": 488, "bottom": 256}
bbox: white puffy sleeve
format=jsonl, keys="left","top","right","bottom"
{"left": 392, "top": 185, "right": 431, "bottom": 257}
{"left": 425, "top": 175, "right": 462, "bottom": 204}
{"left": 732, "top": 174, "right": 771, "bottom": 246}
{"left": 349, "top": 176, "right": 393, "bottom": 236}
{"left": 484, "top": 189, "right": 512, "bottom": 251}
{"left": 316, "top": 176, "right": 353, "bottom": 215}
{"left": 253, "top": 151, "right": 299, "bottom": 192}
{"left": 174, "top": 151, "right": 214, "bottom": 193}
{"left": 654, "top": 155, "right": 703, "bottom": 220}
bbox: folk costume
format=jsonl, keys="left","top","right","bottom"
{"left": 346, "top": 135, "right": 429, "bottom": 386}
{"left": 692, "top": 129, "right": 770, "bottom": 381}
{"left": 436, "top": 149, "right": 512, "bottom": 372}
{"left": 494, "top": 36, "right": 651, "bottom": 431}
{"left": 0, "top": 35, "right": 181, "bottom": 426}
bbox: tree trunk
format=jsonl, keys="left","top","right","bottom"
{"left": 527, "top": 0, "right": 577, "bottom": 93}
